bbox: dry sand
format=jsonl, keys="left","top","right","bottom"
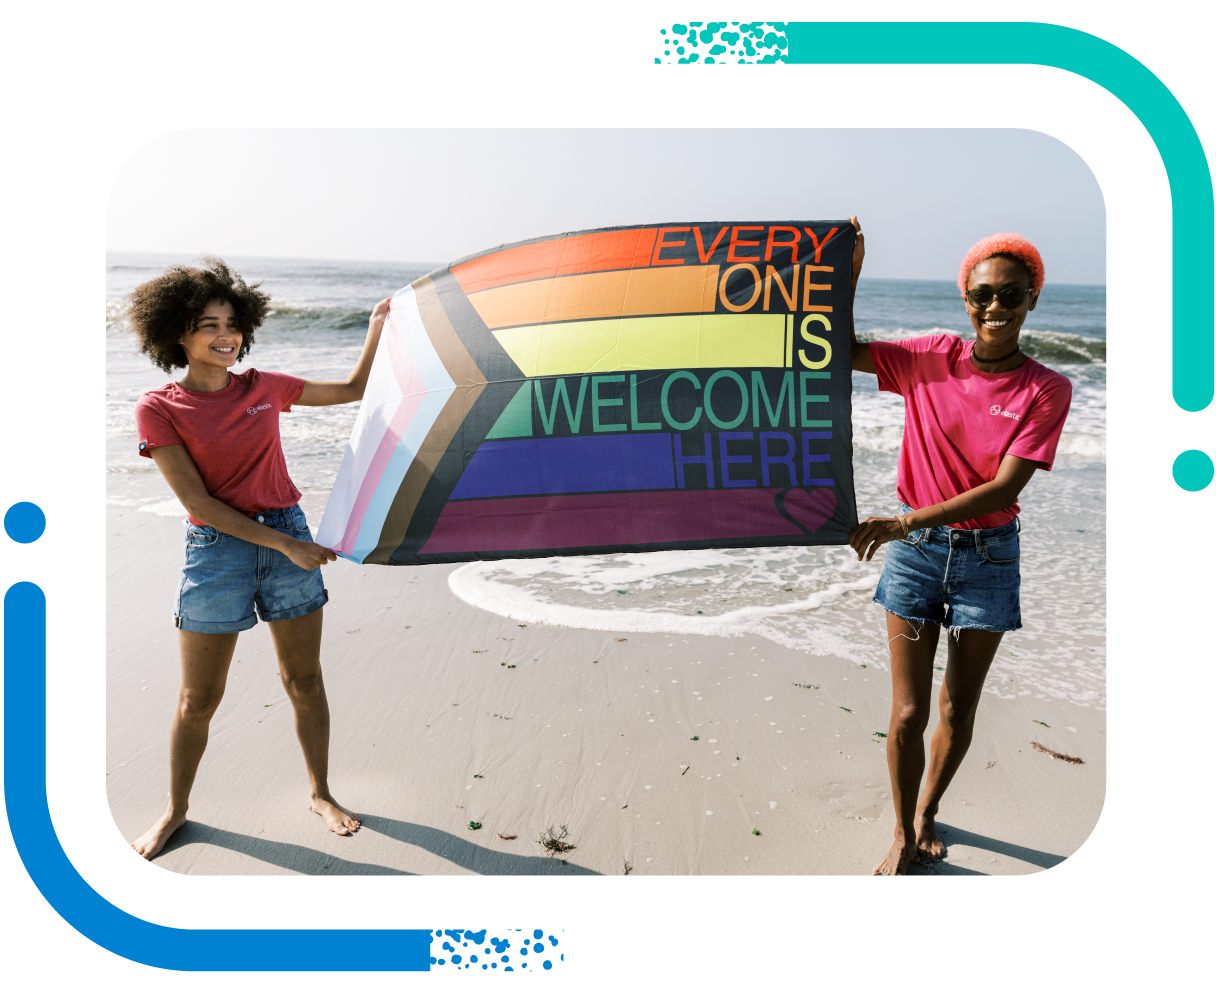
{"left": 107, "top": 503, "right": 1105, "bottom": 877}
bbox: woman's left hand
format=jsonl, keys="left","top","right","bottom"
{"left": 850, "top": 215, "right": 865, "bottom": 291}
{"left": 848, "top": 516, "right": 904, "bottom": 562}
{"left": 295, "top": 296, "right": 394, "bottom": 406}
{"left": 368, "top": 297, "right": 391, "bottom": 335}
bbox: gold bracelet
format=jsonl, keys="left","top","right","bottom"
{"left": 895, "top": 513, "right": 910, "bottom": 538}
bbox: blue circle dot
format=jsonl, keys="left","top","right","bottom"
{"left": 1173, "top": 450, "right": 1214, "bottom": 491}
{"left": 5, "top": 502, "right": 45, "bottom": 543}
{"left": 543, "top": 960, "right": 553, "bottom": 970}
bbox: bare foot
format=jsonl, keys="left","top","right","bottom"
{"left": 311, "top": 795, "right": 360, "bottom": 835}
{"left": 915, "top": 814, "right": 947, "bottom": 863}
{"left": 872, "top": 838, "right": 915, "bottom": 875}
{"left": 131, "top": 808, "right": 187, "bottom": 860}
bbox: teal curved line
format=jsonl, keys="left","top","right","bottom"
{"left": 3, "top": 582, "right": 431, "bottom": 970}
{"left": 784, "top": 21, "right": 1213, "bottom": 412}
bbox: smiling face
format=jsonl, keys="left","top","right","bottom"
{"left": 964, "top": 255, "right": 1039, "bottom": 355}
{"left": 178, "top": 298, "right": 242, "bottom": 371}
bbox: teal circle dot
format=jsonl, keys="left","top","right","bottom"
{"left": 5, "top": 502, "right": 46, "bottom": 543}
{"left": 1173, "top": 450, "right": 1214, "bottom": 491}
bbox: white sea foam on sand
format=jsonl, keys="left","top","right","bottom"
{"left": 449, "top": 553, "right": 883, "bottom": 659}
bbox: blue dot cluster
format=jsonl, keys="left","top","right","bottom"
{"left": 427, "top": 929, "right": 562, "bottom": 971}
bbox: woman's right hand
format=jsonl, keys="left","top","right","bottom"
{"left": 283, "top": 538, "right": 339, "bottom": 571}
{"left": 848, "top": 516, "right": 903, "bottom": 562}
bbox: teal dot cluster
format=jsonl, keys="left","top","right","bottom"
{"left": 656, "top": 21, "right": 788, "bottom": 64}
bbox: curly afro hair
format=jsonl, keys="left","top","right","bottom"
{"left": 957, "top": 233, "right": 1045, "bottom": 295}
{"left": 127, "top": 257, "right": 271, "bottom": 373}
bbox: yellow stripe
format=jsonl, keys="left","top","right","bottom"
{"left": 493, "top": 314, "right": 786, "bottom": 377}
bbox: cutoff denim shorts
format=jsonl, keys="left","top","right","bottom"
{"left": 873, "top": 505, "right": 1022, "bottom": 633}
{"left": 174, "top": 503, "right": 328, "bottom": 634}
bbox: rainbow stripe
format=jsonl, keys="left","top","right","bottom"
{"left": 316, "top": 221, "right": 855, "bottom": 564}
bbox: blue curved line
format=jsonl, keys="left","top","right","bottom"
{"left": 784, "top": 21, "right": 1214, "bottom": 413}
{"left": 3, "top": 582, "right": 431, "bottom": 971}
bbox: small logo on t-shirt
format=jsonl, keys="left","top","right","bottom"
{"left": 989, "top": 403, "right": 1021, "bottom": 420}
{"left": 246, "top": 403, "right": 274, "bottom": 416}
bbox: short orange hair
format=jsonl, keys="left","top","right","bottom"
{"left": 958, "top": 233, "right": 1044, "bottom": 294}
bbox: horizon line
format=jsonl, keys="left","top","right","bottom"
{"left": 104, "top": 249, "right": 1107, "bottom": 288}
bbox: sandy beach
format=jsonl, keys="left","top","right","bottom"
{"left": 107, "top": 501, "right": 1104, "bottom": 877}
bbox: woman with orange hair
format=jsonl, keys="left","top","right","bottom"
{"left": 847, "top": 219, "right": 1072, "bottom": 875}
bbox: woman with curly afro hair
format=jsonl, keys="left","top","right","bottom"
{"left": 127, "top": 257, "right": 390, "bottom": 860}
{"left": 845, "top": 219, "right": 1072, "bottom": 875}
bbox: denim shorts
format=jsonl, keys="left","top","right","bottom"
{"left": 174, "top": 503, "right": 328, "bottom": 634}
{"left": 873, "top": 506, "right": 1021, "bottom": 633}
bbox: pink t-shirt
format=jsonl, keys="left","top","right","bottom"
{"left": 869, "top": 334, "right": 1072, "bottom": 529}
{"left": 135, "top": 369, "right": 306, "bottom": 526}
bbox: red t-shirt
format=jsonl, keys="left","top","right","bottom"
{"left": 869, "top": 334, "right": 1072, "bottom": 529}
{"left": 135, "top": 369, "right": 306, "bottom": 526}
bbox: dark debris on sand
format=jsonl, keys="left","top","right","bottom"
{"left": 538, "top": 825, "right": 576, "bottom": 856}
{"left": 1030, "top": 741, "right": 1083, "bottom": 764}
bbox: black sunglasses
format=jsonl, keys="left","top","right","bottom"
{"left": 965, "top": 285, "right": 1033, "bottom": 309}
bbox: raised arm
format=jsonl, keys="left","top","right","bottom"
{"left": 295, "top": 297, "right": 392, "bottom": 406}
{"left": 150, "top": 445, "right": 337, "bottom": 570}
{"left": 847, "top": 454, "right": 1040, "bottom": 562}
{"left": 848, "top": 215, "right": 876, "bottom": 375}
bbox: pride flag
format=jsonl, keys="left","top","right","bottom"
{"left": 315, "top": 222, "right": 858, "bottom": 564}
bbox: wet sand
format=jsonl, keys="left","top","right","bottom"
{"left": 107, "top": 504, "right": 1105, "bottom": 877}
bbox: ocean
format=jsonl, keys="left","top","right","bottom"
{"left": 106, "top": 252, "right": 1106, "bottom": 710}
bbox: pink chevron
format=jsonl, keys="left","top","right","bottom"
{"left": 337, "top": 306, "right": 430, "bottom": 553}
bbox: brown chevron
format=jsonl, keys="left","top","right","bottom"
{"left": 366, "top": 273, "right": 487, "bottom": 563}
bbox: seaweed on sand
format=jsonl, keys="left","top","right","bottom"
{"left": 1030, "top": 741, "right": 1083, "bottom": 764}
{"left": 538, "top": 825, "right": 576, "bottom": 856}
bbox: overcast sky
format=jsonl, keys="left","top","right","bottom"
{"left": 108, "top": 129, "right": 1105, "bottom": 284}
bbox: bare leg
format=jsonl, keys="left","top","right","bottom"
{"left": 913, "top": 628, "right": 1004, "bottom": 862}
{"left": 132, "top": 630, "right": 238, "bottom": 859}
{"left": 873, "top": 613, "right": 940, "bottom": 875}
{"left": 267, "top": 608, "right": 359, "bottom": 835}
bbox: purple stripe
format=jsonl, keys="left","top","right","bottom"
{"left": 420, "top": 487, "right": 838, "bottom": 554}
{"left": 449, "top": 433, "right": 674, "bottom": 499}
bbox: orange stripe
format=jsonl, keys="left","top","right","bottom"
{"left": 466, "top": 265, "right": 721, "bottom": 329}
{"left": 452, "top": 229, "right": 659, "bottom": 294}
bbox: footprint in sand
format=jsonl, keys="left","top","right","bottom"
{"left": 815, "top": 782, "right": 889, "bottom": 823}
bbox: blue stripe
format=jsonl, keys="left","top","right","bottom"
{"left": 450, "top": 434, "right": 675, "bottom": 498}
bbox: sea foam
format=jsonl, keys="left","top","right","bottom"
{"left": 449, "top": 554, "right": 882, "bottom": 659}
